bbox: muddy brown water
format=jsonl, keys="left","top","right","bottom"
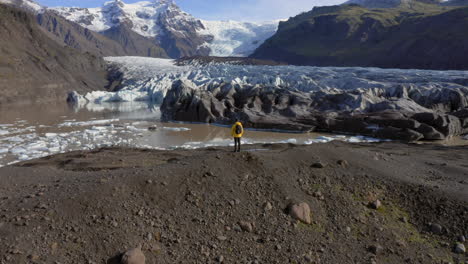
{"left": 0, "top": 101, "right": 466, "bottom": 166}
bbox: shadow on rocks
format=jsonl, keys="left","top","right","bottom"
{"left": 107, "top": 253, "right": 123, "bottom": 264}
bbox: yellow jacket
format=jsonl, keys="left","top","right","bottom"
{"left": 231, "top": 122, "right": 244, "bottom": 138}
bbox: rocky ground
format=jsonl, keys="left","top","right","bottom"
{"left": 0, "top": 142, "right": 467, "bottom": 264}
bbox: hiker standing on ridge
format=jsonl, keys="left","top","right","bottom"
{"left": 231, "top": 119, "right": 244, "bottom": 152}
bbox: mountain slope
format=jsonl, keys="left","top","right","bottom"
{"left": 51, "top": 0, "right": 278, "bottom": 58}
{"left": 344, "top": 0, "right": 443, "bottom": 8}
{"left": 441, "top": 0, "right": 468, "bottom": 6}
{"left": 0, "top": 4, "right": 108, "bottom": 104}
{"left": 99, "top": 22, "right": 168, "bottom": 58}
{"left": 251, "top": 4, "right": 468, "bottom": 70}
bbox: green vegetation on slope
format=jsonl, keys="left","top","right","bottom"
{"left": 251, "top": 2, "right": 468, "bottom": 70}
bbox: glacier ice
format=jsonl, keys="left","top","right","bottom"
{"left": 58, "top": 119, "right": 120, "bottom": 127}
{"left": 70, "top": 56, "right": 468, "bottom": 111}
{"left": 199, "top": 20, "right": 279, "bottom": 57}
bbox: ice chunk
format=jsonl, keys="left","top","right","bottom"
{"left": 0, "top": 129, "right": 9, "bottom": 136}
{"left": 10, "top": 146, "right": 27, "bottom": 154}
{"left": 18, "top": 154, "right": 30, "bottom": 161}
{"left": 162, "top": 127, "right": 191, "bottom": 132}
{"left": 4, "top": 136, "right": 24, "bottom": 143}
{"left": 25, "top": 141, "right": 48, "bottom": 151}
{"left": 58, "top": 119, "right": 119, "bottom": 127}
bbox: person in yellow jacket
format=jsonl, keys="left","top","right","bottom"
{"left": 231, "top": 119, "right": 244, "bottom": 152}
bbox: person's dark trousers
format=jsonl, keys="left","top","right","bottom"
{"left": 234, "top": 137, "right": 241, "bottom": 152}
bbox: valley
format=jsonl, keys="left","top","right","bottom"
{"left": 0, "top": 0, "right": 467, "bottom": 263}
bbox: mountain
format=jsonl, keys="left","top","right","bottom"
{"left": 441, "top": 0, "right": 468, "bottom": 6}
{"left": 51, "top": 0, "right": 279, "bottom": 58}
{"left": 251, "top": 3, "right": 468, "bottom": 70}
{"left": 37, "top": 10, "right": 167, "bottom": 57}
{"left": 344, "top": 0, "right": 443, "bottom": 8}
{"left": 0, "top": 3, "right": 109, "bottom": 104}
{"left": 0, "top": 0, "right": 43, "bottom": 13}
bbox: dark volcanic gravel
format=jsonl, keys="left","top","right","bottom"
{"left": 0, "top": 141, "right": 467, "bottom": 264}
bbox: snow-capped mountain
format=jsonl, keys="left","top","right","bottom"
{"left": 51, "top": 0, "right": 279, "bottom": 57}
{"left": 0, "top": 0, "right": 43, "bottom": 13}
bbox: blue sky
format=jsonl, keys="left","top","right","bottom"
{"left": 36, "top": 0, "right": 346, "bottom": 21}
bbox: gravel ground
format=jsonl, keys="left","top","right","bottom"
{"left": 0, "top": 141, "right": 467, "bottom": 264}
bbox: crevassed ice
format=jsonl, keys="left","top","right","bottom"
{"left": 73, "top": 56, "right": 468, "bottom": 107}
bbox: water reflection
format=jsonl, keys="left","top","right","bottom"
{"left": 0, "top": 101, "right": 466, "bottom": 167}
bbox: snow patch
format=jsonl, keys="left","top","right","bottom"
{"left": 58, "top": 119, "right": 119, "bottom": 127}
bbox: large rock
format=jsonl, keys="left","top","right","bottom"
{"left": 412, "top": 113, "right": 462, "bottom": 138}
{"left": 121, "top": 247, "right": 145, "bottom": 264}
{"left": 288, "top": 202, "right": 312, "bottom": 224}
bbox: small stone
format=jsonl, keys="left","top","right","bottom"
{"left": 275, "top": 244, "right": 282, "bottom": 250}
{"left": 430, "top": 223, "right": 443, "bottom": 234}
{"left": 368, "top": 244, "right": 383, "bottom": 255}
{"left": 345, "top": 227, "right": 351, "bottom": 232}
{"left": 137, "top": 210, "right": 144, "bottom": 216}
{"left": 457, "top": 235, "right": 465, "bottom": 242}
{"left": 28, "top": 254, "right": 40, "bottom": 261}
{"left": 337, "top": 160, "right": 349, "bottom": 167}
{"left": 263, "top": 202, "right": 273, "bottom": 211}
{"left": 205, "top": 171, "right": 215, "bottom": 177}
{"left": 148, "top": 126, "right": 157, "bottom": 131}
{"left": 288, "top": 202, "right": 312, "bottom": 224}
{"left": 121, "top": 247, "right": 145, "bottom": 264}
{"left": 216, "top": 255, "right": 224, "bottom": 263}
{"left": 217, "top": 236, "right": 227, "bottom": 241}
{"left": 35, "top": 203, "right": 48, "bottom": 209}
{"left": 311, "top": 162, "right": 326, "bottom": 169}
{"left": 51, "top": 242, "right": 58, "bottom": 252}
{"left": 239, "top": 221, "right": 253, "bottom": 233}
{"left": 453, "top": 243, "right": 466, "bottom": 254}
{"left": 368, "top": 200, "right": 382, "bottom": 210}
{"left": 146, "top": 233, "right": 153, "bottom": 241}
{"left": 400, "top": 217, "right": 408, "bottom": 223}
{"left": 146, "top": 180, "right": 153, "bottom": 184}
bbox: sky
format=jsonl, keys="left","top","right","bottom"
{"left": 35, "top": 0, "right": 347, "bottom": 21}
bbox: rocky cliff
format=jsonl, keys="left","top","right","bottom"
{"left": 251, "top": 3, "right": 468, "bottom": 70}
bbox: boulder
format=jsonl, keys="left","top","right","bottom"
{"left": 121, "top": 247, "right": 145, "bottom": 264}
{"left": 374, "top": 127, "right": 423, "bottom": 141}
{"left": 412, "top": 113, "right": 462, "bottom": 137}
{"left": 288, "top": 202, "right": 312, "bottom": 224}
{"left": 414, "top": 124, "right": 445, "bottom": 140}
{"left": 453, "top": 243, "right": 466, "bottom": 254}
{"left": 368, "top": 200, "right": 382, "bottom": 210}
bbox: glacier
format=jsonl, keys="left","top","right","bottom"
{"left": 67, "top": 56, "right": 468, "bottom": 141}
{"left": 199, "top": 20, "right": 279, "bottom": 57}
{"left": 72, "top": 56, "right": 468, "bottom": 108}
